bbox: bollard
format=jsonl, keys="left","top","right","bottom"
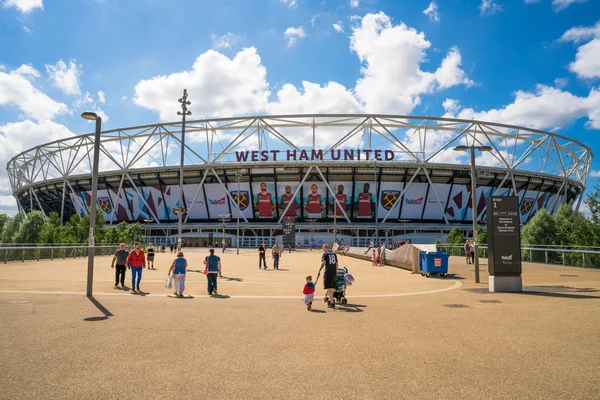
{"left": 545, "top": 251, "right": 548, "bottom": 264}
{"left": 22, "top": 249, "right": 24, "bottom": 263}
{"left": 50, "top": 248, "right": 54, "bottom": 260}
{"left": 4, "top": 250, "right": 7, "bottom": 264}
{"left": 529, "top": 250, "right": 532, "bottom": 262}
{"left": 37, "top": 250, "right": 39, "bottom": 261}
{"left": 583, "top": 253, "right": 586, "bottom": 268}
{"left": 562, "top": 252, "right": 565, "bottom": 266}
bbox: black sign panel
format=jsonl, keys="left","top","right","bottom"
{"left": 282, "top": 217, "right": 296, "bottom": 249}
{"left": 486, "top": 196, "right": 522, "bottom": 276}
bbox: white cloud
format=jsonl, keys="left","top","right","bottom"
{"left": 560, "top": 21, "right": 600, "bottom": 79}
{"left": 45, "top": 59, "right": 81, "bottom": 95}
{"left": 480, "top": 0, "right": 502, "bottom": 15}
{"left": 0, "top": 65, "right": 68, "bottom": 121}
{"left": 350, "top": 0, "right": 359, "bottom": 8}
{"left": 284, "top": 26, "right": 306, "bottom": 47}
{"left": 333, "top": 22, "right": 344, "bottom": 33}
{"left": 212, "top": 32, "right": 238, "bottom": 49}
{"left": 423, "top": 1, "right": 440, "bottom": 22}
{"left": 268, "top": 81, "right": 363, "bottom": 115}
{"left": 554, "top": 77, "right": 568, "bottom": 88}
{"left": 281, "top": 0, "right": 297, "bottom": 8}
{"left": 350, "top": 12, "right": 472, "bottom": 114}
{"left": 121, "top": 95, "right": 128, "bottom": 101}
{"left": 97, "top": 91, "right": 106, "bottom": 104}
{"left": 73, "top": 92, "right": 109, "bottom": 122}
{"left": 2, "top": 0, "right": 43, "bottom": 13}
{"left": 22, "top": 25, "right": 32, "bottom": 33}
{"left": 524, "top": 0, "right": 540, "bottom": 3}
{"left": 443, "top": 85, "right": 600, "bottom": 130}
{"left": 552, "top": 0, "right": 587, "bottom": 11}
{"left": 590, "top": 170, "right": 600, "bottom": 177}
{"left": 133, "top": 47, "right": 269, "bottom": 121}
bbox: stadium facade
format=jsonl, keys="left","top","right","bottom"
{"left": 6, "top": 114, "right": 593, "bottom": 247}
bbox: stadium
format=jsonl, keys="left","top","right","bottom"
{"left": 6, "top": 114, "right": 592, "bottom": 247}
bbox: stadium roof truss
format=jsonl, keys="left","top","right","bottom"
{"left": 7, "top": 114, "right": 592, "bottom": 224}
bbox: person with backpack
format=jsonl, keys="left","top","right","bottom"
{"left": 204, "top": 248, "right": 222, "bottom": 295}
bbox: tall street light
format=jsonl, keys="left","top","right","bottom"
{"left": 453, "top": 144, "right": 492, "bottom": 284}
{"left": 217, "top": 214, "right": 231, "bottom": 253}
{"left": 177, "top": 89, "right": 191, "bottom": 251}
{"left": 398, "top": 219, "right": 409, "bottom": 242}
{"left": 308, "top": 219, "right": 318, "bottom": 251}
{"left": 81, "top": 112, "right": 102, "bottom": 297}
{"left": 236, "top": 170, "right": 242, "bottom": 255}
{"left": 143, "top": 219, "right": 153, "bottom": 244}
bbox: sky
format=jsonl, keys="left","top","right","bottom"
{"left": 0, "top": 0, "right": 599, "bottom": 216}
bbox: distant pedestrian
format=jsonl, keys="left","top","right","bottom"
{"left": 204, "top": 248, "right": 222, "bottom": 295}
{"left": 364, "top": 239, "right": 374, "bottom": 254}
{"left": 272, "top": 242, "right": 282, "bottom": 270}
{"left": 147, "top": 243, "right": 156, "bottom": 270}
{"left": 126, "top": 242, "right": 146, "bottom": 292}
{"left": 464, "top": 240, "right": 471, "bottom": 264}
{"left": 469, "top": 240, "right": 476, "bottom": 263}
{"left": 170, "top": 244, "right": 174, "bottom": 254}
{"left": 168, "top": 251, "right": 187, "bottom": 297}
{"left": 258, "top": 242, "right": 267, "bottom": 269}
{"left": 111, "top": 243, "right": 129, "bottom": 289}
{"left": 372, "top": 249, "right": 377, "bottom": 266}
{"left": 303, "top": 275, "right": 315, "bottom": 311}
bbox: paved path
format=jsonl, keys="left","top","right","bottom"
{"left": 1, "top": 249, "right": 599, "bottom": 399}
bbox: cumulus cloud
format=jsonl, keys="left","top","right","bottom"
{"left": 480, "top": 0, "right": 502, "bottom": 15}
{"left": 280, "top": 0, "right": 297, "bottom": 8}
{"left": 560, "top": 21, "right": 600, "bottom": 79}
{"left": 590, "top": 170, "right": 600, "bottom": 177}
{"left": 351, "top": 12, "right": 472, "bottom": 114}
{"left": 350, "top": 0, "right": 359, "bottom": 8}
{"left": 552, "top": 0, "right": 588, "bottom": 11}
{"left": 442, "top": 85, "right": 600, "bottom": 130}
{"left": 0, "top": 65, "right": 68, "bottom": 121}
{"left": 333, "top": 22, "right": 344, "bottom": 33}
{"left": 2, "top": 0, "right": 43, "bottom": 13}
{"left": 423, "top": 1, "right": 440, "bottom": 22}
{"left": 74, "top": 91, "right": 110, "bottom": 122}
{"left": 97, "top": 91, "right": 106, "bottom": 103}
{"left": 284, "top": 26, "right": 306, "bottom": 47}
{"left": 133, "top": 47, "right": 270, "bottom": 120}
{"left": 45, "top": 60, "right": 82, "bottom": 95}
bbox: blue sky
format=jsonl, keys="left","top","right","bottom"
{"left": 0, "top": 0, "right": 599, "bottom": 215}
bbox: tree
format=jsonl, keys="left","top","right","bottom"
{"left": 521, "top": 208, "right": 556, "bottom": 262}
{"left": 0, "top": 213, "right": 10, "bottom": 235}
{"left": 584, "top": 185, "right": 600, "bottom": 225}
{"left": 1, "top": 213, "right": 25, "bottom": 244}
{"left": 14, "top": 211, "right": 46, "bottom": 244}
{"left": 444, "top": 227, "right": 465, "bottom": 255}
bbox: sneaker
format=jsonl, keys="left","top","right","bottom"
{"left": 307, "top": 302, "right": 312, "bottom": 311}
{"left": 131, "top": 287, "right": 136, "bottom": 292}
{"left": 208, "top": 292, "right": 213, "bottom": 296}
{"left": 213, "top": 291, "right": 218, "bottom": 295}
{"left": 113, "top": 285, "right": 118, "bottom": 289}
{"left": 137, "top": 286, "right": 141, "bottom": 292}
{"left": 178, "top": 294, "right": 184, "bottom": 298}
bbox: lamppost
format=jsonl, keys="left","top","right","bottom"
{"left": 398, "top": 219, "right": 409, "bottom": 242}
{"left": 236, "top": 170, "right": 242, "bottom": 255}
{"left": 177, "top": 89, "right": 191, "bottom": 252}
{"left": 453, "top": 145, "right": 492, "bottom": 284}
{"left": 333, "top": 211, "right": 337, "bottom": 248}
{"left": 81, "top": 112, "right": 102, "bottom": 297}
{"left": 217, "top": 214, "right": 231, "bottom": 253}
{"left": 143, "top": 219, "right": 153, "bottom": 244}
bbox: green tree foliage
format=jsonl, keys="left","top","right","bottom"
{"left": 444, "top": 227, "right": 465, "bottom": 255}
{"left": 521, "top": 208, "right": 556, "bottom": 262}
{"left": 14, "top": 211, "right": 46, "bottom": 244}
{"left": 1, "top": 213, "right": 25, "bottom": 244}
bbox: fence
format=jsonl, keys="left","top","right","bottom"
{"left": 1, "top": 245, "right": 120, "bottom": 263}
{"left": 437, "top": 245, "right": 600, "bottom": 269}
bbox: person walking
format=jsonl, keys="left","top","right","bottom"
{"left": 469, "top": 240, "right": 476, "bottom": 264}
{"left": 364, "top": 239, "right": 374, "bottom": 254}
{"left": 464, "top": 240, "right": 471, "bottom": 264}
{"left": 317, "top": 244, "right": 339, "bottom": 309}
{"left": 204, "top": 248, "right": 222, "bottom": 295}
{"left": 258, "top": 242, "right": 267, "bottom": 269}
{"left": 168, "top": 251, "right": 187, "bottom": 297}
{"left": 126, "top": 242, "right": 146, "bottom": 292}
{"left": 110, "top": 243, "right": 129, "bottom": 289}
{"left": 272, "top": 242, "right": 282, "bottom": 270}
{"left": 147, "top": 243, "right": 156, "bottom": 270}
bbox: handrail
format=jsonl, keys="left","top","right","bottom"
{"left": 437, "top": 244, "right": 600, "bottom": 255}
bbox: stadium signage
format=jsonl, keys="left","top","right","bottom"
{"left": 235, "top": 149, "right": 396, "bottom": 162}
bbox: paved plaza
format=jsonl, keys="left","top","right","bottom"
{"left": 1, "top": 249, "right": 599, "bottom": 399}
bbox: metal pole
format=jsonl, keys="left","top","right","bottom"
{"left": 222, "top": 216, "right": 226, "bottom": 253}
{"left": 470, "top": 146, "right": 480, "bottom": 284}
{"left": 374, "top": 162, "right": 378, "bottom": 246}
{"left": 87, "top": 117, "right": 102, "bottom": 297}
{"left": 333, "top": 212, "right": 337, "bottom": 247}
{"left": 177, "top": 89, "right": 191, "bottom": 251}
{"left": 237, "top": 171, "right": 240, "bottom": 255}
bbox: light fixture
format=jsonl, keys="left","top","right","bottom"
{"left": 81, "top": 112, "right": 99, "bottom": 121}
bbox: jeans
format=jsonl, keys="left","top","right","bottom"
{"left": 273, "top": 254, "right": 280, "bottom": 270}
{"left": 131, "top": 267, "right": 142, "bottom": 288}
{"left": 175, "top": 273, "right": 186, "bottom": 294}
{"left": 259, "top": 253, "right": 267, "bottom": 268}
{"left": 207, "top": 273, "right": 218, "bottom": 294}
{"left": 115, "top": 264, "right": 126, "bottom": 285}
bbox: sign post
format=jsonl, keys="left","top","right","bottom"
{"left": 282, "top": 217, "right": 296, "bottom": 250}
{"left": 486, "top": 196, "right": 523, "bottom": 292}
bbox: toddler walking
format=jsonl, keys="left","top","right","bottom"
{"left": 303, "top": 275, "right": 315, "bottom": 311}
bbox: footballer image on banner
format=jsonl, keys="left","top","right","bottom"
{"left": 252, "top": 182, "right": 276, "bottom": 218}
{"left": 328, "top": 183, "right": 351, "bottom": 217}
{"left": 304, "top": 183, "right": 326, "bottom": 219}
{"left": 354, "top": 182, "right": 376, "bottom": 219}
{"left": 277, "top": 183, "right": 300, "bottom": 218}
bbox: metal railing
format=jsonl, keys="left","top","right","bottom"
{"left": 0, "top": 245, "right": 120, "bottom": 263}
{"left": 437, "top": 245, "right": 600, "bottom": 269}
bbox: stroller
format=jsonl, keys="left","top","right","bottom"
{"left": 323, "top": 267, "right": 354, "bottom": 305}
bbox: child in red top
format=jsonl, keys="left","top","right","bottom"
{"left": 303, "top": 275, "right": 316, "bottom": 311}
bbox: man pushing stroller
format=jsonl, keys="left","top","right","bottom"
{"left": 317, "top": 244, "right": 339, "bottom": 309}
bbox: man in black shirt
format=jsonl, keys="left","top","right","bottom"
{"left": 318, "top": 244, "right": 339, "bottom": 308}
{"left": 111, "top": 243, "right": 129, "bottom": 289}
{"left": 258, "top": 242, "right": 267, "bottom": 269}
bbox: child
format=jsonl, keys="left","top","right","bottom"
{"left": 303, "top": 275, "right": 315, "bottom": 311}
{"left": 372, "top": 249, "right": 377, "bottom": 266}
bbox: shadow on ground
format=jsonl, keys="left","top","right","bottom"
{"left": 84, "top": 296, "right": 113, "bottom": 322}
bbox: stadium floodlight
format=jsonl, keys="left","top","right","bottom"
{"left": 177, "top": 89, "right": 192, "bottom": 252}
{"left": 453, "top": 144, "right": 492, "bottom": 284}
{"left": 81, "top": 111, "right": 102, "bottom": 297}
